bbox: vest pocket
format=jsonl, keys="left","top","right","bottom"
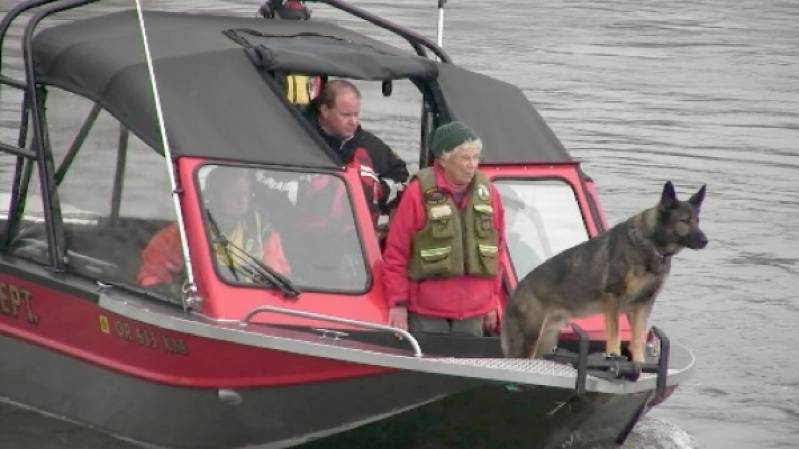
{"left": 477, "top": 243, "right": 498, "bottom": 275}
{"left": 418, "top": 246, "right": 454, "bottom": 276}
{"left": 473, "top": 204, "right": 494, "bottom": 238}
{"left": 430, "top": 217, "right": 454, "bottom": 239}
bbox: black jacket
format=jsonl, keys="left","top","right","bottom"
{"left": 317, "top": 123, "right": 409, "bottom": 185}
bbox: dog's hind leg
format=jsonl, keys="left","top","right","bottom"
{"left": 531, "top": 312, "right": 566, "bottom": 358}
{"left": 603, "top": 299, "right": 622, "bottom": 356}
{"left": 626, "top": 302, "right": 654, "bottom": 362}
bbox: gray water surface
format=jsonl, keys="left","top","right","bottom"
{"left": 1, "top": 1, "right": 797, "bottom": 448}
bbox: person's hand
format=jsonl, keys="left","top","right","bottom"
{"left": 388, "top": 305, "right": 408, "bottom": 331}
{"left": 379, "top": 178, "right": 405, "bottom": 212}
{"left": 483, "top": 308, "right": 499, "bottom": 335}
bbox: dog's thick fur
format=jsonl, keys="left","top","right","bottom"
{"left": 501, "top": 181, "right": 708, "bottom": 362}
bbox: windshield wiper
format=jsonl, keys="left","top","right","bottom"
{"left": 206, "top": 211, "right": 300, "bottom": 298}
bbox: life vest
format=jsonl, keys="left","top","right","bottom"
{"left": 284, "top": 74, "right": 321, "bottom": 105}
{"left": 407, "top": 168, "right": 498, "bottom": 280}
{"left": 211, "top": 211, "right": 291, "bottom": 279}
{"left": 212, "top": 212, "right": 265, "bottom": 266}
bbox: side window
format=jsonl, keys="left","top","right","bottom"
{"left": 6, "top": 159, "right": 49, "bottom": 264}
{"left": 0, "top": 85, "right": 34, "bottom": 252}
{"left": 1, "top": 80, "right": 32, "bottom": 250}
{"left": 495, "top": 180, "right": 589, "bottom": 278}
{"left": 38, "top": 87, "right": 178, "bottom": 296}
{"left": 0, "top": 155, "right": 18, "bottom": 241}
{"left": 355, "top": 79, "right": 423, "bottom": 175}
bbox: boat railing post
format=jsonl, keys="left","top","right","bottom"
{"left": 239, "top": 305, "right": 424, "bottom": 357}
{"left": 570, "top": 323, "right": 588, "bottom": 395}
{"left": 650, "top": 326, "right": 670, "bottom": 399}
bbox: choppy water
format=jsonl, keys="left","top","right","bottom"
{"left": 1, "top": 1, "right": 798, "bottom": 448}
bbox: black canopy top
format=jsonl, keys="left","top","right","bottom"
{"left": 434, "top": 63, "right": 569, "bottom": 164}
{"left": 32, "top": 9, "right": 570, "bottom": 167}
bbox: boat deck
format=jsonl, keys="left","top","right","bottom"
{"left": 99, "top": 290, "right": 695, "bottom": 396}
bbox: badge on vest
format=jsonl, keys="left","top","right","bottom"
{"left": 429, "top": 204, "right": 452, "bottom": 220}
{"left": 424, "top": 189, "right": 447, "bottom": 204}
{"left": 477, "top": 184, "right": 489, "bottom": 201}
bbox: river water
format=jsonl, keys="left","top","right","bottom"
{"left": 1, "top": 1, "right": 797, "bottom": 448}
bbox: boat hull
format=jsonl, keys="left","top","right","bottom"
{"left": 297, "top": 384, "right": 653, "bottom": 449}
{"left": 0, "top": 257, "right": 691, "bottom": 449}
{"left": 1, "top": 331, "right": 483, "bottom": 449}
{"left": 1, "top": 330, "right": 660, "bottom": 449}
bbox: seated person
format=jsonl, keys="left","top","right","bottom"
{"left": 137, "top": 166, "right": 289, "bottom": 289}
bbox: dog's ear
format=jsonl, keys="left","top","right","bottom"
{"left": 689, "top": 184, "right": 706, "bottom": 209}
{"left": 660, "top": 181, "right": 677, "bottom": 209}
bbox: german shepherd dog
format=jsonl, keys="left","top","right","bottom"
{"left": 501, "top": 181, "right": 708, "bottom": 362}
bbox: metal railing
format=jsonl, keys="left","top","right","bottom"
{"left": 239, "top": 305, "right": 423, "bottom": 357}
{"left": 308, "top": 0, "right": 452, "bottom": 63}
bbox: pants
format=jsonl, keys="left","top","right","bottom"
{"left": 408, "top": 312, "right": 484, "bottom": 337}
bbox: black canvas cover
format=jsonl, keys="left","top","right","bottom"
{"left": 434, "top": 63, "right": 571, "bottom": 164}
{"left": 225, "top": 29, "right": 437, "bottom": 81}
{"left": 31, "top": 9, "right": 570, "bottom": 167}
{"left": 32, "top": 10, "right": 429, "bottom": 167}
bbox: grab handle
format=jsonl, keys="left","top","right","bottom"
{"left": 239, "top": 305, "right": 423, "bottom": 357}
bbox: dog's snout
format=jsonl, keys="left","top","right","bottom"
{"left": 695, "top": 234, "right": 709, "bottom": 249}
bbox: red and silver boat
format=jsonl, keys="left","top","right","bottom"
{"left": 0, "top": 1, "right": 694, "bottom": 448}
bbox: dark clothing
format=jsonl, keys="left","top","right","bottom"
{"left": 407, "top": 312, "right": 485, "bottom": 337}
{"left": 306, "top": 111, "right": 409, "bottom": 221}
{"left": 316, "top": 123, "right": 409, "bottom": 187}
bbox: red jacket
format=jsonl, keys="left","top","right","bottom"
{"left": 137, "top": 223, "right": 289, "bottom": 288}
{"left": 382, "top": 165, "right": 506, "bottom": 320}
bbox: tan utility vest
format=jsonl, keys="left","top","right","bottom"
{"left": 407, "top": 168, "right": 499, "bottom": 280}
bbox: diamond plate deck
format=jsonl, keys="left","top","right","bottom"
{"left": 427, "top": 356, "right": 578, "bottom": 378}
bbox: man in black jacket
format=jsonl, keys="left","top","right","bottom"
{"left": 307, "top": 80, "right": 409, "bottom": 223}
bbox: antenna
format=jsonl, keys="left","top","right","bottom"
{"left": 436, "top": 0, "right": 447, "bottom": 50}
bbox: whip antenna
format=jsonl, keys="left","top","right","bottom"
{"left": 436, "top": 0, "right": 447, "bottom": 49}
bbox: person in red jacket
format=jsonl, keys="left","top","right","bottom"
{"left": 382, "top": 121, "right": 506, "bottom": 337}
{"left": 137, "top": 166, "right": 289, "bottom": 290}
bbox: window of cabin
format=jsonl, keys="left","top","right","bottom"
{"left": 352, "top": 78, "right": 424, "bottom": 175}
{"left": 197, "top": 164, "right": 369, "bottom": 293}
{"left": 22, "top": 86, "right": 180, "bottom": 301}
{"left": 494, "top": 179, "right": 590, "bottom": 279}
{"left": 0, "top": 81, "right": 32, "bottom": 250}
{"left": 5, "top": 159, "right": 49, "bottom": 265}
{"left": 0, "top": 154, "right": 18, "bottom": 245}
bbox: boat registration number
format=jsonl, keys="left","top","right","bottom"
{"left": 98, "top": 314, "right": 188, "bottom": 355}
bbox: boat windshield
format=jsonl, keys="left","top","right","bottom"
{"left": 197, "top": 164, "right": 368, "bottom": 293}
{"left": 494, "top": 180, "right": 589, "bottom": 278}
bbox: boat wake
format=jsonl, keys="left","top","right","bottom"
{"left": 591, "top": 416, "right": 696, "bottom": 449}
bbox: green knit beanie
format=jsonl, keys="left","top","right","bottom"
{"left": 429, "top": 121, "right": 479, "bottom": 158}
